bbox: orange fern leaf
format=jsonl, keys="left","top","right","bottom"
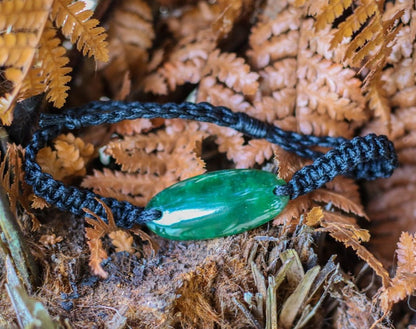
{"left": 0, "top": 95, "right": 15, "bottom": 125}
{"left": 379, "top": 232, "right": 416, "bottom": 313}
{"left": 30, "top": 194, "right": 50, "bottom": 210}
{"left": 101, "top": 0, "right": 154, "bottom": 94}
{"left": 203, "top": 49, "right": 259, "bottom": 95}
{"left": 108, "top": 230, "right": 135, "bottom": 254}
{"left": 330, "top": 1, "right": 379, "bottom": 48}
{"left": 0, "top": 0, "right": 53, "bottom": 31}
{"left": 83, "top": 126, "right": 206, "bottom": 206}
{"left": 105, "top": 129, "right": 206, "bottom": 175}
{"left": 51, "top": 0, "right": 109, "bottom": 61}
{"left": 366, "top": 74, "right": 391, "bottom": 123}
{"left": 85, "top": 236, "right": 108, "bottom": 278}
{"left": 83, "top": 198, "right": 156, "bottom": 276}
{"left": 37, "top": 133, "right": 95, "bottom": 182}
{"left": 108, "top": 0, "right": 154, "bottom": 49}
{"left": 19, "top": 68, "right": 45, "bottom": 101}
{"left": 274, "top": 146, "right": 308, "bottom": 181}
{"left": 297, "top": 0, "right": 404, "bottom": 122}
{"left": 324, "top": 176, "right": 362, "bottom": 205}
{"left": 315, "top": 0, "right": 353, "bottom": 31}
{"left": 273, "top": 195, "right": 313, "bottom": 226}
{"left": 0, "top": 33, "right": 38, "bottom": 68}
{"left": 0, "top": 33, "right": 41, "bottom": 124}
{"left": 305, "top": 206, "right": 324, "bottom": 226}
{"left": 112, "top": 119, "right": 154, "bottom": 136}
{"left": 83, "top": 199, "right": 118, "bottom": 278}
{"left": 0, "top": 0, "right": 52, "bottom": 124}
{"left": 0, "top": 144, "right": 42, "bottom": 227}
{"left": 142, "top": 0, "right": 237, "bottom": 95}
{"left": 396, "top": 232, "right": 416, "bottom": 274}
{"left": 144, "top": 32, "right": 216, "bottom": 95}
{"left": 310, "top": 189, "right": 368, "bottom": 219}
{"left": 197, "top": 78, "right": 253, "bottom": 114}
{"left": 320, "top": 220, "right": 390, "bottom": 287}
{"left": 0, "top": 0, "right": 107, "bottom": 123}
{"left": 296, "top": 54, "right": 367, "bottom": 123}
{"left": 82, "top": 168, "right": 174, "bottom": 207}
{"left": 38, "top": 22, "right": 72, "bottom": 107}
{"left": 297, "top": 109, "right": 354, "bottom": 138}
{"left": 36, "top": 147, "right": 63, "bottom": 180}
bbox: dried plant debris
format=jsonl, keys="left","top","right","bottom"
{"left": 2, "top": 0, "right": 416, "bottom": 328}
{"left": 167, "top": 224, "right": 385, "bottom": 329}
{"left": 332, "top": 280, "right": 390, "bottom": 329}
{"left": 83, "top": 198, "right": 157, "bottom": 278}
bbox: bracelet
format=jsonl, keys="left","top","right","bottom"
{"left": 24, "top": 101, "right": 398, "bottom": 240}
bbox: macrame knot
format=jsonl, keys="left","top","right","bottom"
{"left": 64, "top": 115, "right": 83, "bottom": 130}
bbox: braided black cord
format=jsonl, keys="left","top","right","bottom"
{"left": 40, "top": 101, "right": 348, "bottom": 158}
{"left": 25, "top": 101, "right": 398, "bottom": 228}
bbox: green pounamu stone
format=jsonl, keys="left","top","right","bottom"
{"left": 145, "top": 169, "right": 289, "bottom": 240}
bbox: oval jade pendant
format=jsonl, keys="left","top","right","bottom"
{"left": 145, "top": 169, "right": 289, "bottom": 240}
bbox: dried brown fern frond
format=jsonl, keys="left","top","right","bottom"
{"left": 195, "top": 49, "right": 276, "bottom": 168}
{"left": 84, "top": 199, "right": 136, "bottom": 277}
{"left": 0, "top": 143, "right": 41, "bottom": 228}
{"left": 310, "top": 0, "right": 404, "bottom": 73}
{"left": 38, "top": 22, "right": 72, "bottom": 107}
{"left": 364, "top": 173, "right": 416, "bottom": 263}
{"left": 152, "top": 0, "right": 367, "bottom": 172}
{"left": 84, "top": 198, "right": 157, "bottom": 278}
{"left": 0, "top": 0, "right": 53, "bottom": 31}
{"left": 143, "top": 0, "right": 248, "bottom": 95}
{"left": 19, "top": 68, "right": 44, "bottom": 101}
{"left": 297, "top": 0, "right": 405, "bottom": 121}
{"left": 0, "top": 11, "right": 49, "bottom": 124}
{"left": 50, "top": 0, "right": 108, "bottom": 61}
{"left": 361, "top": 2, "right": 416, "bottom": 264}
{"left": 166, "top": 0, "right": 247, "bottom": 40}
{"left": 143, "top": 31, "right": 216, "bottom": 95}
{"left": 82, "top": 168, "right": 164, "bottom": 207}
{"left": 203, "top": 50, "right": 259, "bottom": 95}
{"left": 379, "top": 232, "right": 416, "bottom": 313}
{"left": 248, "top": 3, "right": 367, "bottom": 138}
{"left": 0, "top": 0, "right": 108, "bottom": 124}
{"left": 84, "top": 199, "right": 118, "bottom": 278}
{"left": 100, "top": 0, "right": 154, "bottom": 95}
{"left": 306, "top": 207, "right": 390, "bottom": 287}
{"left": 82, "top": 128, "right": 206, "bottom": 207}
{"left": 36, "top": 133, "right": 95, "bottom": 183}
{"left": 105, "top": 129, "right": 205, "bottom": 176}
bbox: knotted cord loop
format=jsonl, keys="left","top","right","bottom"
{"left": 273, "top": 134, "right": 397, "bottom": 199}
{"left": 25, "top": 100, "right": 398, "bottom": 228}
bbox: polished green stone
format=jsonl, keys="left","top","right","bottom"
{"left": 145, "top": 169, "right": 289, "bottom": 240}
